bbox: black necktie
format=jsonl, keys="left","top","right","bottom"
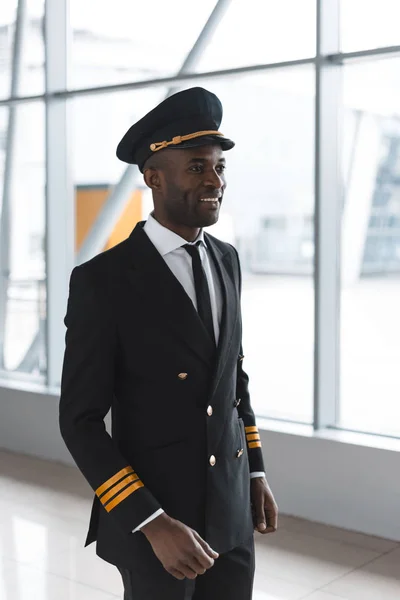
{"left": 184, "top": 242, "right": 216, "bottom": 346}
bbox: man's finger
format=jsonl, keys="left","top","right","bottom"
{"left": 192, "top": 531, "right": 219, "bottom": 560}
{"left": 266, "top": 507, "right": 278, "bottom": 531}
{"left": 185, "top": 555, "right": 207, "bottom": 576}
{"left": 177, "top": 561, "right": 198, "bottom": 580}
{"left": 261, "top": 525, "right": 276, "bottom": 535}
{"left": 169, "top": 567, "right": 186, "bottom": 580}
{"left": 194, "top": 547, "right": 215, "bottom": 570}
{"left": 254, "top": 498, "right": 267, "bottom": 532}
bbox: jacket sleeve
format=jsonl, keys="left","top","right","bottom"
{"left": 59, "top": 265, "right": 161, "bottom": 534}
{"left": 231, "top": 247, "right": 266, "bottom": 474}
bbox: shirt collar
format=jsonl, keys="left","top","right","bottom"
{"left": 143, "top": 213, "right": 206, "bottom": 257}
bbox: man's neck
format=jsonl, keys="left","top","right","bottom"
{"left": 151, "top": 212, "right": 201, "bottom": 243}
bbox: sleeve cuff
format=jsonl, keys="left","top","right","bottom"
{"left": 250, "top": 471, "right": 265, "bottom": 479}
{"left": 132, "top": 508, "right": 164, "bottom": 533}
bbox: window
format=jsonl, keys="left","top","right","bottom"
{"left": 0, "top": 0, "right": 45, "bottom": 99}
{"left": 70, "top": 69, "right": 315, "bottom": 423}
{"left": 2, "top": 0, "right": 400, "bottom": 441}
{"left": 69, "top": 0, "right": 218, "bottom": 89}
{"left": 340, "top": 57, "right": 400, "bottom": 437}
{"left": 340, "top": 0, "right": 400, "bottom": 52}
{"left": 182, "top": 69, "right": 316, "bottom": 423}
{"left": 0, "top": 102, "right": 46, "bottom": 376}
{"left": 71, "top": 88, "right": 167, "bottom": 256}
{"left": 195, "top": 0, "right": 316, "bottom": 71}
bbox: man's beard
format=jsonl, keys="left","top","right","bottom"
{"left": 164, "top": 183, "right": 220, "bottom": 228}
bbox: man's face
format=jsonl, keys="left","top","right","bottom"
{"left": 155, "top": 144, "right": 227, "bottom": 229}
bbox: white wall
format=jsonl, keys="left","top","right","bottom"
{"left": 260, "top": 424, "right": 400, "bottom": 541}
{"left": 1, "top": 384, "right": 399, "bottom": 542}
{"left": 0, "top": 384, "right": 71, "bottom": 464}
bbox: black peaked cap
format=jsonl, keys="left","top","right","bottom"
{"left": 116, "top": 87, "right": 235, "bottom": 172}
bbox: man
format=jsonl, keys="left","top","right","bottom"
{"left": 60, "top": 87, "right": 278, "bottom": 600}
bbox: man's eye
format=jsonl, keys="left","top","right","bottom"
{"left": 189, "top": 165, "right": 203, "bottom": 173}
{"left": 216, "top": 165, "right": 226, "bottom": 173}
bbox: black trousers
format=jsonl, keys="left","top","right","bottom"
{"left": 118, "top": 536, "right": 255, "bottom": 600}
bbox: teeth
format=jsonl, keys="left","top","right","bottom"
{"left": 200, "top": 198, "right": 219, "bottom": 202}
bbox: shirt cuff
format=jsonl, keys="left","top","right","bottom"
{"left": 250, "top": 471, "right": 266, "bottom": 479}
{"left": 132, "top": 508, "right": 164, "bottom": 533}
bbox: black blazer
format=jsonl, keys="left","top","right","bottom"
{"left": 59, "top": 222, "right": 265, "bottom": 568}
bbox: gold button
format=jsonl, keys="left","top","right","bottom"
{"left": 207, "top": 405, "right": 213, "bottom": 416}
{"left": 236, "top": 448, "right": 244, "bottom": 458}
{"left": 209, "top": 455, "right": 216, "bottom": 466}
{"left": 178, "top": 373, "right": 188, "bottom": 380}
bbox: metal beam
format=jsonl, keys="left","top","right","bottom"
{"left": 0, "top": 93, "right": 45, "bottom": 107}
{"left": 43, "top": 0, "right": 74, "bottom": 386}
{"left": 313, "top": 0, "right": 342, "bottom": 429}
{"left": 0, "top": 0, "right": 27, "bottom": 370}
{"left": 77, "top": 0, "right": 234, "bottom": 266}
{"left": 328, "top": 44, "right": 400, "bottom": 64}
{"left": 166, "top": 0, "right": 233, "bottom": 96}
{"left": 15, "top": 0, "right": 74, "bottom": 380}
{"left": 1, "top": 44, "right": 400, "bottom": 108}
{"left": 0, "top": 57, "right": 317, "bottom": 108}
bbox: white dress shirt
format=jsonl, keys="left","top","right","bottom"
{"left": 144, "top": 213, "right": 223, "bottom": 343}
{"left": 132, "top": 215, "right": 264, "bottom": 533}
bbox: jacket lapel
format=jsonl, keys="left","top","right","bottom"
{"left": 125, "top": 223, "right": 215, "bottom": 366}
{"left": 205, "top": 234, "right": 239, "bottom": 398}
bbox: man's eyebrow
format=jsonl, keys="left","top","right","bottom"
{"left": 187, "top": 157, "right": 226, "bottom": 163}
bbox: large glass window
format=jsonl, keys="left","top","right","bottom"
{"left": 71, "top": 88, "right": 167, "bottom": 254}
{"left": 340, "top": 57, "right": 400, "bottom": 437}
{"left": 0, "top": 102, "right": 46, "bottom": 376}
{"left": 340, "top": 0, "right": 400, "bottom": 52}
{"left": 69, "top": 0, "right": 218, "bottom": 89}
{"left": 0, "top": 0, "right": 45, "bottom": 100}
{"left": 2, "top": 0, "right": 400, "bottom": 440}
{"left": 208, "top": 69, "right": 316, "bottom": 423}
{"left": 196, "top": 0, "right": 316, "bottom": 72}
{"left": 72, "top": 68, "right": 315, "bottom": 423}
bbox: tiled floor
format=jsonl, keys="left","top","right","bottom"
{"left": 0, "top": 450, "right": 399, "bottom": 599}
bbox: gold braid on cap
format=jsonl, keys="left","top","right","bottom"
{"left": 150, "top": 130, "right": 224, "bottom": 152}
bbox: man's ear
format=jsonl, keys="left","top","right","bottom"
{"left": 143, "top": 168, "right": 162, "bottom": 191}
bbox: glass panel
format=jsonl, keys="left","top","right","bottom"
{"left": 195, "top": 0, "right": 316, "bottom": 72}
{"left": 341, "top": 0, "right": 400, "bottom": 52}
{"left": 0, "top": 102, "right": 46, "bottom": 376}
{"left": 71, "top": 87, "right": 170, "bottom": 266}
{"left": 69, "top": 0, "right": 217, "bottom": 89}
{"left": 0, "top": 1, "right": 17, "bottom": 98}
{"left": 71, "top": 87, "right": 166, "bottom": 255}
{"left": 72, "top": 70, "right": 315, "bottom": 423}
{"left": 340, "top": 57, "right": 400, "bottom": 436}
{"left": 204, "top": 70, "right": 315, "bottom": 423}
{"left": 0, "top": 0, "right": 45, "bottom": 99}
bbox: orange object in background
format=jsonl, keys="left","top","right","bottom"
{"left": 75, "top": 185, "right": 142, "bottom": 252}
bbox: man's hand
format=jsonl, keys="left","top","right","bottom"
{"left": 251, "top": 477, "right": 278, "bottom": 534}
{"left": 141, "top": 513, "right": 218, "bottom": 580}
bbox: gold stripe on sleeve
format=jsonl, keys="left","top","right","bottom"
{"left": 99, "top": 474, "right": 140, "bottom": 505}
{"left": 245, "top": 426, "right": 258, "bottom": 434}
{"left": 248, "top": 441, "right": 262, "bottom": 449}
{"left": 96, "top": 466, "right": 134, "bottom": 497}
{"left": 246, "top": 433, "right": 261, "bottom": 442}
{"left": 104, "top": 480, "right": 144, "bottom": 512}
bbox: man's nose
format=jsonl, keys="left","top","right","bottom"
{"left": 203, "top": 170, "right": 224, "bottom": 189}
